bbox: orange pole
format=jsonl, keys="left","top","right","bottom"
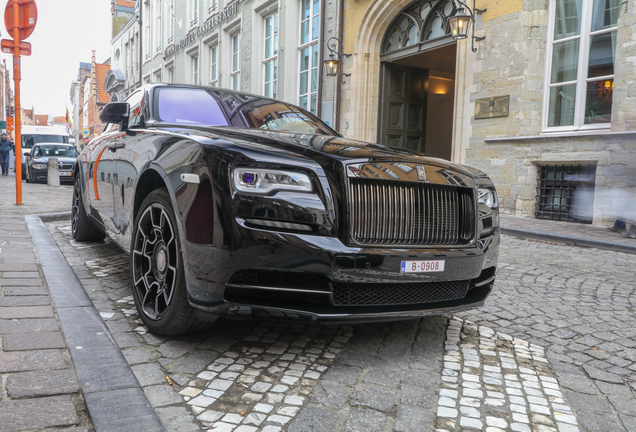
{"left": 12, "top": 0, "right": 22, "bottom": 204}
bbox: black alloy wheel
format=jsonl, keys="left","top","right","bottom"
{"left": 71, "top": 176, "right": 105, "bottom": 241}
{"left": 131, "top": 188, "right": 211, "bottom": 335}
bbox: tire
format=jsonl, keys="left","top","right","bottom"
{"left": 131, "top": 188, "right": 212, "bottom": 335}
{"left": 71, "top": 176, "right": 105, "bottom": 242}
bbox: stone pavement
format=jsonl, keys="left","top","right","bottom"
{"left": 0, "top": 172, "right": 93, "bottom": 432}
{"left": 1, "top": 168, "right": 635, "bottom": 432}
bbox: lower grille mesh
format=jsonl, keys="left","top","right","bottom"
{"left": 332, "top": 280, "right": 469, "bottom": 306}
{"left": 227, "top": 270, "right": 328, "bottom": 289}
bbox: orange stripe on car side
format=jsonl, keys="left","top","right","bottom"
{"left": 92, "top": 146, "right": 109, "bottom": 200}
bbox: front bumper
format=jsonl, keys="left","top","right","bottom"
{"left": 183, "top": 224, "right": 499, "bottom": 321}
{"left": 29, "top": 168, "right": 74, "bottom": 183}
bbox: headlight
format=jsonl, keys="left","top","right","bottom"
{"left": 478, "top": 188, "right": 498, "bottom": 209}
{"left": 232, "top": 168, "right": 312, "bottom": 194}
{"left": 32, "top": 163, "right": 48, "bottom": 170}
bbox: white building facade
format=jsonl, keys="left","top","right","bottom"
{"left": 109, "top": 0, "right": 341, "bottom": 126}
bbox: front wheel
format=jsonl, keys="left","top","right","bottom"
{"left": 71, "top": 176, "right": 105, "bottom": 241}
{"left": 131, "top": 188, "right": 212, "bottom": 335}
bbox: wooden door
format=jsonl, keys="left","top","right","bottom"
{"left": 379, "top": 63, "right": 428, "bottom": 153}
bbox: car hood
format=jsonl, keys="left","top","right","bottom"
{"left": 176, "top": 126, "right": 488, "bottom": 180}
{"left": 30, "top": 156, "right": 77, "bottom": 165}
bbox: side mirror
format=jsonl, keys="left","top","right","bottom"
{"left": 24, "top": 151, "right": 31, "bottom": 157}
{"left": 100, "top": 102, "right": 130, "bottom": 128}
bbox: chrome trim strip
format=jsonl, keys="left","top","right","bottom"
{"left": 226, "top": 283, "right": 332, "bottom": 295}
{"left": 473, "top": 275, "right": 496, "bottom": 288}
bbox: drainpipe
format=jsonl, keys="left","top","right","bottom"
{"left": 317, "top": 0, "right": 326, "bottom": 118}
{"left": 334, "top": 0, "right": 344, "bottom": 133}
{"left": 137, "top": 8, "right": 143, "bottom": 88}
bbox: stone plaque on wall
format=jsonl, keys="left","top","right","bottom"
{"left": 475, "top": 95, "right": 510, "bottom": 119}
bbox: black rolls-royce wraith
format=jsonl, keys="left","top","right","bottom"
{"left": 72, "top": 84, "right": 499, "bottom": 335}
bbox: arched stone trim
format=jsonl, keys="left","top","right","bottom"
{"left": 104, "top": 69, "right": 126, "bottom": 103}
{"left": 349, "top": 0, "right": 414, "bottom": 143}
{"left": 348, "top": 0, "right": 459, "bottom": 145}
{"left": 382, "top": 0, "right": 457, "bottom": 55}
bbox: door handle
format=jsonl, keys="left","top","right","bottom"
{"left": 108, "top": 141, "right": 125, "bottom": 152}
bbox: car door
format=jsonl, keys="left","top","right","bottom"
{"left": 111, "top": 90, "right": 147, "bottom": 241}
{"left": 87, "top": 133, "right": 118, "bottom": 235}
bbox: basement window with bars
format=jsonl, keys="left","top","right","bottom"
{"left": 535, "top": 164, "right": 597, "bottom": 224}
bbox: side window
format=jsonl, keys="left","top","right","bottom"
{"left": 126, "top": 90, "right": 145, "bottom": 127}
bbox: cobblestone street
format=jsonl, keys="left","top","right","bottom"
{"left": 43, "top": 217, "right": 636, "bottom": 432}
{"left": 458, "top": 237, "right": 636, "bottom": 432}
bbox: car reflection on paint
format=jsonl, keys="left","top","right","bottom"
{"left": 25, "top": 143, "right": 78, "bottom": 184}
{"left": 71, "top": 84, "right": 500, "bottom": 336}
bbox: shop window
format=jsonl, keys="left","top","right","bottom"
{"left": 535, "top": 164, "right": 596, "bottom": 224}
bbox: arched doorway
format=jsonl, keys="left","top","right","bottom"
{"left": 378, "top": 0, "right": 458, "bottom": 160}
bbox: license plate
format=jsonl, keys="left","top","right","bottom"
{"left": 60, "top": 171, "right": 73, "bottom": 176}
{"left": 400, "top": 260, "right": 445, "bottom": 273}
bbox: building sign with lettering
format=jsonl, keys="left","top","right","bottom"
{"left": 475, "top": 96, "right": 510, "bottom": 119}
{"left": 164, "top": 0, "right": 245, "bottom": 60}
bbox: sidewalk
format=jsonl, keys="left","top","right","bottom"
{"left": 0, "top": 172, "right": 163, "bottom": 432}
{"left": 0, "top": 172, "right": 91, "bottom": 431}
{"left": 500, "top": 213, "right": 636, "bottom": 255}
{"left": 1, "top": 170, "right": 634, "bottom": 432}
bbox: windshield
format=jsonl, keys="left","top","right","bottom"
{"left": 154, "top": 87, "right": 335, "bottom": 136}
{"left": 22, "top": 134, "right": 69, "bottom": 149}
{"left": 31, "top": 145, "right": 78, "bottom": 158}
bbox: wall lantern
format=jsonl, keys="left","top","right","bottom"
{"left": 324, "top": 37, "right": 351, "bottom": 83}
{"left": 449, "top": 0, "right": 486, "bottom": 52}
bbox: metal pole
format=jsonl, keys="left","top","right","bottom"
{"left": 12, "top": 0, "right": 22, "bottom": 204}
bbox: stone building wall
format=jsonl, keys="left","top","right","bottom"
{"left": 463, "top": 0, "right": 636, "bottom": 225}
{"left": 341, "top": 0, "right": 636, "bottom": 226}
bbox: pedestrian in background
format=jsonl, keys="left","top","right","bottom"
{"left": 0, "top": 132, "right": 13, "bottom": 176}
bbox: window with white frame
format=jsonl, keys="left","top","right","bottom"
{"left": 169, "top": 0, "right": 175, "bottom": 43}
{"left": 156, "top": 0, "right": 162, "bottom": 53}
{"left": 192, "top": 54, "right": 200, "bottom": 84}
{"left": 169, "top": 67, "right": 174, "bottom": 83}
{"left": 298, "top": 0, "right": 320, "bottom": 114}
{"left": 210, "top": 45, "right": 219, "bottom": 87}
{"left": 145, "top": 1, "right": 152, "bottom": 59}
{"left": 209, "top": 0, "right": 217, "bottom": 14}
{"left": 544, "top": 0, "right": 620, "bottom": 130}
{"left": 192, "top": 0, "right": 199, "bottom": 26}
{"left": 264, "top": 13, "right": 279, "bottom": 98}
{"left": 231, "top": 33, "right": 240, "bottom": 90}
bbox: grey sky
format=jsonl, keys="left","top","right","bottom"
{"left": 3, "top": 0, "right": 112, "bottom": 118}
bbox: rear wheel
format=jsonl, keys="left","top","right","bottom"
{"left": 131, "top": 188, "right": 212, "bottom": 335}
{"left": 71, "top": 176, "right": 105, "bottom": 241}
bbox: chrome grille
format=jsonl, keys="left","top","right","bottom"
{"left": 348, "top": 178, "right": 474, "bottom": 245}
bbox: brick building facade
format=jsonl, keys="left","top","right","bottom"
{"left": 72, "top": 51, "right": 111, "bottom": 146}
